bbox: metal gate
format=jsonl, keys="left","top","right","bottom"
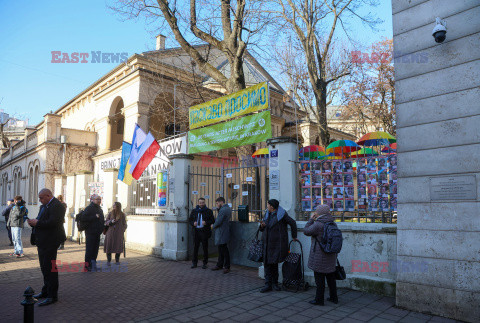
{"left": 188, "top": 157, "right": 269, "bottom": 222}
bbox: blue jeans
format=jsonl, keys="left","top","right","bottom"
{"left": 11, "top": 227, "right": 23, "bottom": 255}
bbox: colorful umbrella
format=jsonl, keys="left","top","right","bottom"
{"left": 381, "top": 143, "right": 397, "bottom": 153}
{"left": 321, "top": 153, "right": 342, "bottom": 160}
{"left": 326, "top": 140, "right": 360, "bottom": 156}
{"left": 357, "top": 131, "right": 396, "bottom": 146}
{"left": 350, "top": 148, "right": 379, "bottom": 157}
{"left": 299, "top": 145, "right": 325, "bottom": 160}
{"left": 252, "top": 148, "right": 269, "bottom": 158}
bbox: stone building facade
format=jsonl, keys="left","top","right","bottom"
{"left": 0, "top": 38, "right": 355, "bottom": 252}
{"left": 392, "top": 0, "right": 480, "bottom": 321}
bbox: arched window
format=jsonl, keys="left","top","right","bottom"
{"left": 33, "top": 166, "right": 39, "bottom": 204}
{"left": 28, "top": 167, "right": 33, "bottom": 205}
{"left": 1, "top": 174, "right": 8, "bottom": 205}
{"left": 13, "top": 173, "right": 17, "bottom": 197}
{"left": 13, "top": 167, "right": 21, "bottom": 197}
{"left": 108, "top": 97, "right": 125, "bottom": 150}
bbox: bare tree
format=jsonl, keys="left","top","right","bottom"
{"left": 340, "top": 38, "right": 396, "bottom": 135}
{"left": 272, "top": 38, "right": 350, "bottom": 137}
{"left": 111, "top": 0, "right": 269, "bottom": 94}
{"left": 269, "top": 0, "right": 380, "bottom": 146}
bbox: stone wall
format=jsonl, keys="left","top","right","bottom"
{"left": 258, "top": 222, "right": 398, "bottom": 296}
{"left": 392, "top": 1, "right": 480, "bottom": 321}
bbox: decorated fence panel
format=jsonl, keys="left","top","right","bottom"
{"left": 298, "top": 155, "right": 397, "bottom": 222}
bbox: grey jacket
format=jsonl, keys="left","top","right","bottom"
{"left": 304, "top": 214, "right": 337, "bottom": 273}
{"left": 7, "top": 201, "right": 27, "bottom": 228}
{"left": 212, "top": 204, "right": 231, "bottom": 245}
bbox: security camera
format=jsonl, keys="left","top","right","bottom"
{"left": 432, "top": 17, "right": 447, "bottom": 43}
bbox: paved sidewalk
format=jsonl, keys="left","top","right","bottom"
{"left": 0, "top": 225, "right": 463, "bottom": 322}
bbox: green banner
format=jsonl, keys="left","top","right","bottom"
{"left": 188, "top": 111, "right": 272, "bottom": 154}
{"left": 189, "top": 82, "right": 269, "bottom": 129}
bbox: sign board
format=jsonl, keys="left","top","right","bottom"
{"left": 430, "top": 175, "right": 477, "bottom": 200}
{"left": 135, "top": 208, "right": 165, "bottom": 215}
{"left": 188, "top": 110, "right": 272, "bottom": 154}
{"left": 270, "top": 170, "right": 280, "bottom": 190}
{"left": 189, "top": 82, "right": 269, "bottom": 129}
{"left": 88, "top": 182, "right": 104, "bottom": 206}
{"left": 98, "top": 136, "right": 186, "bottom": 179}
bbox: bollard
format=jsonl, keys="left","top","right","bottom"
{"left": 21, "top": 286, "right": 36, "bottom": 323}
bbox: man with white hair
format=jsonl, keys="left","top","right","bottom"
{"left": 27, "top": 188, "right": 66, "bottom": 306}
{"left": 81, "top": 194, "right": 105, "bottom": 271}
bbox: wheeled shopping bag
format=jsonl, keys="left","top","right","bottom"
{"left": 282, "top": 240, "right": 309, "bottom": 292}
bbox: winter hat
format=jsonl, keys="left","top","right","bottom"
{"left": 315, "top": 204, "right": 330, "bottom": 216}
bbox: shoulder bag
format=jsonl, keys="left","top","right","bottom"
{"left": 247, "top": 227, "right": 264, "bottom": 262}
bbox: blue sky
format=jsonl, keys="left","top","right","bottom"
{"left": 0, "top": 0, "right": 392, "bottom": 126}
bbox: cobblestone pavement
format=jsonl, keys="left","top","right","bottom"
{"left": 0, "top": 226, "right": 463, "bottom": 323}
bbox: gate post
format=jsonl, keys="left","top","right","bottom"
{"left": 162, "top": 153, "right": 194, "bottom": 261}
{"left": 267, "top": 136, "right": 299, "bottom": 219}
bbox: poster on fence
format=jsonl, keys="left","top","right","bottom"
{"left": 88, "top": 182, "right": 104, "bottom": 207}
{"left": 298, "top": 155, "right": 397, "bottom": 214}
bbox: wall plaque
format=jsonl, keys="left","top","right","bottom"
{"left": 270, "top": 170, "right": 280, "bottom": 190}
{"left": 430, "top": 175, "right": 477, "bottom": 201}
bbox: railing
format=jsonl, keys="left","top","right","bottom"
{"left": 130, "top": 174, "right": 167, "bottom": 215}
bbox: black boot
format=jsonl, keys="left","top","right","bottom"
{"left": 260, "top": 285, "right": 272, "bottom": 293}
{"left": 327, "top": 297, "right": 338, "bottom": 304}
{"left": 272, "top": 284, "right": 281, "bottom": 291}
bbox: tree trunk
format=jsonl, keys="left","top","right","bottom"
{"left": 313, "top": 83, "right": 330, "bottom": 147}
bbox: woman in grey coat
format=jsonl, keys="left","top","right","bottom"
{"left": 304, "top": 204, "right": 338, "bottom": 305}
{"left": 211, "top": 197, "right": 231, "bottom": 273}
{"left": 259, "top": 199, "right": 298, "bottom": 293}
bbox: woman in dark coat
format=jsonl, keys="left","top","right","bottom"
{"left": 104, "top": 202, "right": 127, "bottom": 265}
{"left": 304, "top": 204, "right": 338, "bottom": 305}
{"left": 259, "top": 199, "right": 297, "bottom": 293}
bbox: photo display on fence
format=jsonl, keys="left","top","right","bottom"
{"left": 300, "top": 155, "right": 397, "bottom": 212}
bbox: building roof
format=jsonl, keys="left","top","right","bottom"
{"left": 141, "top": 45, "right": 285, "bottom": 93}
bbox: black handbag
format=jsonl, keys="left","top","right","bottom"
{"left": 335, "top": 259, "right": 346, "bottom": 280}
{"left": 30, "top": 230, "right": 36, "bottom": 246}
{"left": 247, "top": 227, "right": 264, "bottom": 262}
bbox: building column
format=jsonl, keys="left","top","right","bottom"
{"left": 102, "top": 168, "right": 118, "bottom": 214}
{"left": 65, "top": 174, "right": 76, "bottom": 239}
{"left": 122, "top": 101, "right": 149, "bottom": 141}
{"left": 73, "top": 171, "right": 94, "bottom": 240}
{"left": 162, "top": 153, "right": 193, "bottom": 261}
{"left": 267, "top": 136, "right": 300, "bottom": 219}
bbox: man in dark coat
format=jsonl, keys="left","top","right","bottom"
{"left": 259, "top": 199, "right": 297, "bottom": 293}
{"left": 211, "top": 197, "right": 232, "bottom": 273}
{"left": 2, "top": 199, "right": 14, "bottom": 246}
{"left": 27, "top": 188, "right": 66, "bottom": 306}
{"left": 188, "top": 197, "right": 214, "bottom": 269}
{"left": 82, "top": 194, "right": 105, "bottom": 272}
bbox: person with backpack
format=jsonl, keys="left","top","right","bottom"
{"left": 259, "top": 199, "right": 298, "bottom": 293}
{"left": 81, "top": 194, "right": 105, "bottom": 272}
{"left": 7, "top": 196, "right": 28, "bottom": 258}
{"left": 304, "top": 204, "right": 340, "bottom": 305}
